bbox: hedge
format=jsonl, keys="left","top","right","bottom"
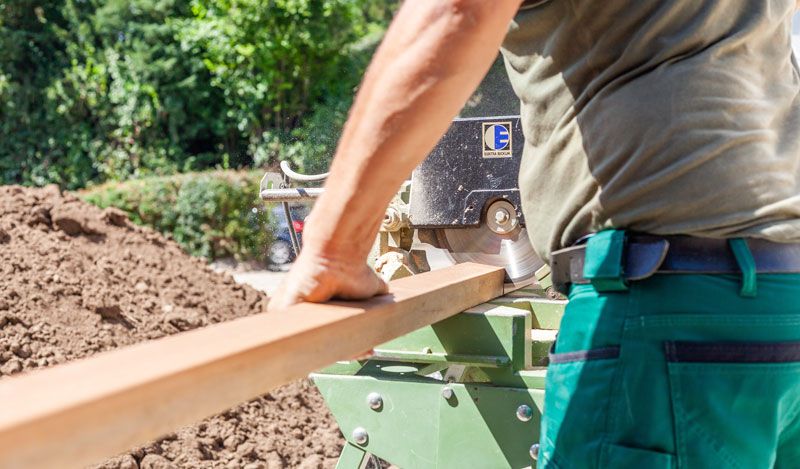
{"left": 80, "top": 170, "right": 273, "bottom": 261}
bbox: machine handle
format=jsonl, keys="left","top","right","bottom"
{"left": 280, "top": 161, "right": 329, "bottom": 182}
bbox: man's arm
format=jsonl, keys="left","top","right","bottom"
{"left": 269, "top": 0, "right": 523, "bottom": 310}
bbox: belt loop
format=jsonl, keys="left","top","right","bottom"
{"left": 583, "top": 229, "right": 629, "bottom": 292}
{"left": 729, "top": 238, "right": 757, "bottom": 298}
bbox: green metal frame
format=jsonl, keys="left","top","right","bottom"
{"left": 313, "top": 287, "right": 565, "bottom": 468}
{"left": 315, "top": 373, "right": 545, "bottom": 468}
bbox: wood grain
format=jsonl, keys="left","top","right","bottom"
{"left": 0, "top": 262, "right": 504, "bottom": 468}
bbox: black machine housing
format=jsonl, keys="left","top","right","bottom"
{"left": 408, "top": 116, "right": 524, "bottom": 228}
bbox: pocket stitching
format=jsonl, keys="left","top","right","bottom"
{"left": 601, "top": 442, "right": 675, "bottom": 468}
{"left": 669, "top": 368, "right": 687, "bottom": 469}
{"left": 669, "top": 362, "right": 800, "bottom": 373}
{"left": 548, "top": 345, "right": 620, "bottom": 364}
{"left": 541, "top": 355, "right": 620, "bottom": 467}
{"left": 630, "top": 315, "right": 800, "bottom": 330}
{"left": 668, "top": 363, "right": 745, "bottom": 469}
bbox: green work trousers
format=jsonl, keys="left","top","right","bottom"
{"left": 539, "top": 236, "right": 800, "bottom": 468}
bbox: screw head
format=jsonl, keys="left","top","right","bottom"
{"left": 516, "top": 404, "right": 533, "bottom": 422}
{"left": 352, "top": 427, "right": 369, "bottom": 446}
{"left": 382, "top": 207, "right": 402, "bottom": 231}
{"left": 441, "top": 385, "right": 454, "bottom": 400}
{"left": 530, "top": 443, "right": 540, "bottom": 460}
{"left": 366, "top": 392, "right": 383, "bottom": 410}
{"left": 486, "top": 200, "right": 518, "bottom": 234}
{"left": 494, "top": 208, "right": 510, "bottom": 225}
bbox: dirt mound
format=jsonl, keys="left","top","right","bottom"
{"left": 0, "top": 185, "right": 343, "bottom": 468}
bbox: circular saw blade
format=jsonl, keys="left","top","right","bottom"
{"left": 434, "top": 226, "right": 544, "bottom": 284}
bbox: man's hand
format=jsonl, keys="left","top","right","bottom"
{"left": 269, "top": 0, "right": 522, "bottom": 311}
{"left": 268, "top": 250, "right": 388, "bottom": 311}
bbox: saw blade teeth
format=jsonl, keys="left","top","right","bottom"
{"left": 425, "top": 226, "right": 544, "bottom": 284}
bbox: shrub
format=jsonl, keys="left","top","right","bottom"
{"left": 0, "top": 0, "right": 398, "bottom": 189}
{"left": 80, "top": 170, "right": 273, "bottom": 260}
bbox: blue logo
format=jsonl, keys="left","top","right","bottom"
{"left": 484, "top": 124, "right": 510, "bottom": 150}
{"left": 482, "top": 122, "right": 512, "bottom": 158}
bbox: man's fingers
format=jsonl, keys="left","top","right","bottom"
{"left": 266, "top": 293, "right": 292, "bottom": 312}
{"left": 266, "top": 281, "right": 304, "bottom": 312}
{"left": 369, "top": 270, "right": 389, "bottom": 296}
{"left": 374, "top": 273, "right": 390, "bottom": 295}
{"left": 267, "top": 256, "right": 390, "bottom": 313}
{"left": 337, "top": 268, "right": 389, "bottom": 300}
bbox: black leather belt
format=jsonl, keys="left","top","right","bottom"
{"left": 550, "top": 234, "right": 800, "bottom": 295}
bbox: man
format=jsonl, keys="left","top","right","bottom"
{"left": 272, "top": 1, "right": 800, "bottom": 467}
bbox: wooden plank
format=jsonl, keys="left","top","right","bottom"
{"left": 0, "top": 262, "right": 504, "bottom": 469}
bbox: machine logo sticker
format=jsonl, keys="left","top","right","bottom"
{"left": 482, "top": 122, "right": 512, "bottom": 158}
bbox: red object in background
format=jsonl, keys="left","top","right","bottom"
{"left": 292, "top": 220, "right": 304, "bottom": 233}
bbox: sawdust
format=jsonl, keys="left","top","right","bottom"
{"left": 0, "top": 185, "right": 343, "bottom": 468}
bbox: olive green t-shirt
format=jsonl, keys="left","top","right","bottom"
{"left": 501, "top": 0, "right": 800, "bottom": 260}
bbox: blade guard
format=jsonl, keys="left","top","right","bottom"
{"left": 408, "top": 116, "right": 525, "bottom": 228}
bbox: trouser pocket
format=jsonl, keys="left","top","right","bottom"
{"left": 539, "top": 346, "right": 620, "bottom": 468}
{"left": 665, "top": 341, "right": 800, "bottom": 469}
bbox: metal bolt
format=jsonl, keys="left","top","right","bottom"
{"left": 494, "top": 208, "right": 510, "bottom": 225}
{"left": 441, "top": 385, "right": 454, "bottom": 400}
{"left": 352, "top": 427, "right": 369, "bottom": 446}
{"left": 516, "top": 404, "right": 533, "bottom": 422}
{"left": 382, "top": 207, "right": 402, "bottom": 231}
{"left": 422, "top": 346, "right": 432, "bottom": 354}
{"left": 366, "top": 392, "right": 383, "bottom": 410}
{"left": 485, "top": 199, "right": 518, "bottom": 235}
{"left": 530, "top": 443, "right": 540, "bottom": 460}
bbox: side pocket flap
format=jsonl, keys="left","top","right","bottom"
{"left": 601, "top": 443, "right": 674, "bottom": 469}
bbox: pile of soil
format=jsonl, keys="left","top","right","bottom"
{"left": 0, "top": 185, "right": 343, "bottom": 468}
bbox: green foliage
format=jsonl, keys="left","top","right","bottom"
{"left": 1, "top": 0, "right": 397, "bottom": 189}
{"left": 252, "top": 27, "right": 384, "bottom": 174}
{"left": 186, "top": 0, "right": 361, "bottom": 133}
{"left": 81, "top": 170, "right": 272, "bottom": 260}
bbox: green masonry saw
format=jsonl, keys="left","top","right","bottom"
{"left": 260, "top": 115, "right": 565, "bottom": 468}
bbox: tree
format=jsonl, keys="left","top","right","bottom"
{"left": 0, "top": 0, "right": 395, "bottom": 189}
